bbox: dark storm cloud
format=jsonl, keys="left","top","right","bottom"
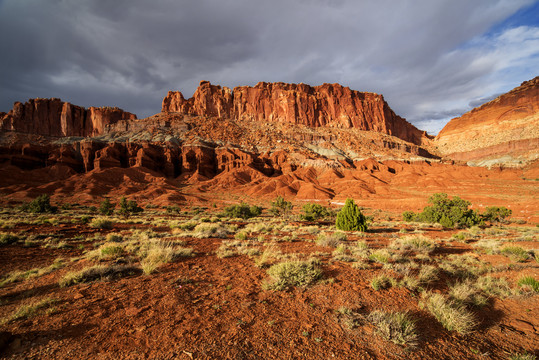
{"left": 0, "top": 0, "right": 537, "bottom": 134}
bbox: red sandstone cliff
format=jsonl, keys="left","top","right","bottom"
{"left": 162, "top": 81, "right": 427, "bottom": 145}
{"left": 436, "top": 76, "right": 539, "bottom": 165}
{"left": 0, "top": 98, "right": 137, "bottom": 137}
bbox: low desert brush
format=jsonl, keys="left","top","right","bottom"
{"left": 192, "top": 223, "right": 230, "bottom": 238}
{"left": 2, "top": 297, "right": 57, "bottom": 324}
{"left": 371, "top": 273, "right": 396, "bottom": 290}
{"left": 476, "top": 275, "right": 513, "bottom": 298}
{"left": 368, "top": 310, "right": 418, "bottom": 346}
{"left": 449, "top": 280, "right": 488, "bottom": 307}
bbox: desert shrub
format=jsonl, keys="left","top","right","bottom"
{"left": 403, "top": 193, "right": 482, "bottom": 229}
{"left": 59, "top": 264, "right": 141, "bottom": 287}
{"left": 140, "top": 241, "right": 193, "bottom": 275}
{"left": 368, "top": 310, "right": 418, "bottom": 346}
{"left": 420, "top": 292, "right": 476, "bottom": 334}
{"left": 316, "top": 231, "right": 346, "bottom": 247}
{"left": 21, "top": 194, "right": 57, "bottom": 214}
{"left": 89, "top": 217, "right": 113, "bottom": 229}
{"left": 166, "top": 205, "right": 182, "bottom": 214}
{"left": 335, "top": 198, "right": 367, "bottom": 232}
{"left": 264, "top": 259, "right": 322, "bottom": 290}
{"left": 0, "top": 233, "right": 19, "bottom": 246}
{"left": 118, "top": 197, "right": 143, "bottom": 217}
{"left": 99, "top": 244, "right": 125, "bottom": 259}
{"left": 301, "top": 203, "right": 331, "bottom": 221}
{"left": 99, "top": 198, "right": 114, "bottom": 215}
{"left": 517, "top": 276, "right": 539, "bottom": 293}
{"left": 105, "top": 233, "right": 123, "bottom": 242}
{"left": 269, "top": 196, "right": 292, "bottom": 217}
{"left": 481, "top": 206, "right": 512, "bottom": 223}
{"left": 223, "top": 203, "right": 262, "bottom": 219}
{"left": 402, "top": 211, "right": 416, "bottom": 222}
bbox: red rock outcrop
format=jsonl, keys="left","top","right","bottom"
{"left": 436, "top": 76, "right": 539, "bottom": 165}
{"left": 162, "top": 81, "right": 427, "bottom": 145}
{"left": 0, "top": 98, "right": 137, "bottom": 137}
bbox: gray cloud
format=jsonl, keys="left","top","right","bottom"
{"left": 0, "top": 0, "right": 537, "bottom": 135}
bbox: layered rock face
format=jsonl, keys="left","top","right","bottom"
{"left": 436, "top": 76, "right": 539, "bottom": 165}
{"left": 0, "top": 98, "right": 137, "bottom": 137}
{"left": 163, "top": 81, "right": 427, "bottom": 145}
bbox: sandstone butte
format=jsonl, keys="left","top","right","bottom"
{"left": 0, "top": 98, "right": 137, "bottom": 137}
{"left": 162, "top": 80, "right": 428, "bottom": 146}
{"left": 436, "top": 76, "right": 539, "bottom": 166}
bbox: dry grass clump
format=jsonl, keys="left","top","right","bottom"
{"left": 509, "top": 353, "right": 537, "bottom": 360}
{"left": 89, "top": 217, "right": 113, "bottom": 229}
{"left": 500, "top": 246, "right": 530, "bottom": 262}
{"left": 472, "top": 238, "right": 502, "bottom": 254}
{"left": 105, "top": 232, "right": 123, "bottom": 242}
{"left": 0, "top": 232, "right": 19, "bottom": 245}
{"left": 263, "top": 259, "right": 322, "bottom": 290}
{"left": 517, "top": 276, "right": 539, "bottom": 293}
{"left": 368, "top": 249, "right": 392, "bottom": 264}
{"left": 139, "top": 240, "right": 194, "bottom": 274}
{"left": 316, "top": 231, "right": 347, "bottom": 248}
{"left": 254, "top": 245, "right": 282, "bottom": 268}
{"left": 420, "top": 292, "right": 477, "bottom": 334}
{"left": 368, "top": 310, "right": 418, "bottom": 346}
{"left": 391, "top": 235, "right": 437, "bottom": 254}
{"left": 0, "top": 258, "right": 65, "bottom": 287}
{"left": 59, "top": 264, "right": 141, "bottom": 287}
{"left": 476, "top": 275, "right": 513, "bottom": 298}
{"left": 448, "top": 280, "right": 488, "bottom": 307}
{"left": 370, "top": 273, "right": 396, "bottom": 290}
{"left": 1, "top": 297, "right": 57, "bottom": 324}
{"left": 439, "top": 254, "right": 489, "bottom": 278}
{"left": 417, "top": 265, "right": 439, "bottom": 286}
{"left": 216, "top": 240, "right": 260, "bottom": 259}
{"left": 243, "top": 222, "right": 274, "bottom": 234}
{"left": 192, "top": 223, "right": 230, "bottom": 238}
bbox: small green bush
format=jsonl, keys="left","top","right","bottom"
{"left": 402, "top": 193, "right": 482, "bottom": 229}
{"left": 99, "top": 198, "right": 114, "bottom": 215}
{"left": 223, "top": 203, "right": 262, "bottom": 219}
{"left": 335, "top": 198, "right": 367, "bottom": 232}
{"left": 21, "top": 194, "right": 57, "bottom": 214}
{"left": 0, "top": 233, "right": 19, "bottom": 246}
{"left": 301, "top": 203, "right": 331, "bottom": 221}
{"left": 269, "top": 196, "right": 292, "bottom": 217}
{"left": 481, "top": 206, "right": 512, "bottom": 223}
{"left": 118, "top": 197, "right": 143, "bottom": 217}
{"left": 517, "top": 276, "right": 539, "bottom": 293}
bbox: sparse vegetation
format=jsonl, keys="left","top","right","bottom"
{"left": 316, "top": 231, "right": 346, "bottom": 247}
{"left": 99, "top": 198, "right": 115, "bottom": 215}
{"left": 0, "top": 232, "right": 19, "bottom": 245}
{"left": 2, "top": 297, "right": 57, "bottom": 324}
{"left": 501, "top": 246, "right": 530, "bottom": 262}
{"left": 89, "top": 217, "right": 113, "bottom": 229}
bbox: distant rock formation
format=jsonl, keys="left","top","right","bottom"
{"left": 0, "top": 98, "right": 137, "bottom": 137}
{"left": 436, "top": 76, "right": 539, "bottom": 165}
{"left": 162, "top": 81, "right": 427, "bottom": 145}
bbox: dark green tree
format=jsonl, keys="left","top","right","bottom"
{"left": 269, "top": 196, "right": 293, "bottom": 217}
{"left": 335, "top": 198, "right": 367, "bottom": 232}
{"left": 99, "top": 198, "right": 114, "bottom": 215}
